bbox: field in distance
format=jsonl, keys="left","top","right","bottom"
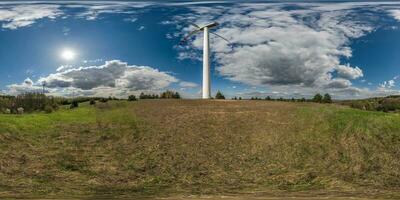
{"left": 0, "top": 100, "right": 399, "bottom": 199}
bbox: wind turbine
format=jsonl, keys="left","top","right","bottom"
{"left": 180, "top": 22, "right": 229, "bottom": 99}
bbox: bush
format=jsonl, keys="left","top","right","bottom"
{"left": 323, "top": 93, "right": 332, "bottom": 103}
{"left": 90, "top": 100, "right": 96, "bottom": 105}
{"left": 99, "top": 98, "right": 108, "bottom": 103}
{"left": 377, "top": 98, "right": 400, "bottom": 112}
{"left": 44, "top": 105, "right": 54, "bottom": 113}
{"left": 128, "top": 95, "right": 137, "bottom": 101}
{"left": 215, "top": 90, "right": 225, "bottom": 99}
{"left": 3, "top": 108, "right": 11, "bottom": 114}
{"left": 70, "top": 101, "right": 79, "bottom": 109}
{"left": 313, "top": 93, "right": 323, "bottom": 103}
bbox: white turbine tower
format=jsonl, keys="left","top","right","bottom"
{"left": 180, "top": 22, "right": 229, "bottom": 99}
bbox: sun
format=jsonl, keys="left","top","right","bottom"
{"left": 61, "top": 49, "right": 76, "bottom": 60}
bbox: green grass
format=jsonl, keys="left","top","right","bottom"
{"left": 0, "top": 103, "right": 96, "bottom": 134}
{"left": 0, "top": 100, "right": 399, "bottom": 199}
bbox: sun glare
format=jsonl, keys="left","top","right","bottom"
{"left": 61, "top": 49, "right": 76, "bottom": 60}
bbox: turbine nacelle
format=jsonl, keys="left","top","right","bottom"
{"left": 198, "top": 22, "right": 219, "bottom": 30}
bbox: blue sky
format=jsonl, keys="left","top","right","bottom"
{"left": 1, "top": 1, "right": 400, "bottom": 99}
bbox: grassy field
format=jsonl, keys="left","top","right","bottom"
{"left": 0, "top": 100, "right": 399, "bottom": 199}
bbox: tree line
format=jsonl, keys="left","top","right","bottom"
{"left": 0, "top": 93, "right": 60, "bottom": 114}
{"left": 128, "top": 90, "right": 181, "bottom": 101}
{"left": 229, "top": 93, "right": 333, "bottom": 103}
{"left": 341, "top": 95, "right": 400, "bottom": 112}
{"left": 1, "top": 90, "right": 333, "bottom": 115}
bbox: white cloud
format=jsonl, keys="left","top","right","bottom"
{"left": 138, "top": 25, "right": 145, "bottom": 31}
{"left": 73, "top": 2, "right": 152, "bottom": 20}
{"left": 335, "top": 64, "right": 363, "bottom": 79}
{"left": 389, "top": 10, "right": 400, "bottom": 21}
{"left": 0, "top": 4, "right": 62, "bottom": 29}
{"left": 167, "top": 2, "right": 392, "bottom": 98}
{"left": 124, "top": 17, "right": 137, "bottom": 23}
{"left": 62, "top": 26, "right": 70, "bottom": 35}
{"left": 6, "top": 60, "right": 178, "bottom": 98}
{"left": 325, "top": 78, "right": 352, "bottom": 89}
{"left": 39, "top": 60, "right": 177, "bottom": 90}
{"left": 56, "top": 65, "right": 73, "bottom": 72}
{"left": 380, "top": 79, "right": 396, "bottom": 89}
{"left": 6, "top": 78, "right": 43, "bottom": 95}
{"left": 179, "top": 81, "right": 198, "bottom": 88}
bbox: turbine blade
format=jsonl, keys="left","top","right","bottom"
{"left": 188, "top": 22, "right": 200, "bottom": 28}
{"left": 180, "top": 29, "right": 200, "bottom": 44}
{"left": 210, "top": 32, "right": 230, "bottom": 43}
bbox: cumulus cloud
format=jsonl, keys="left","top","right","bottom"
{"left": 0, "top": 4, "right": 62, "bottom": 29}
{"left": 380, "top": 79, "right": 396, "bottom": 89}
{"left": 6, "top": 78, "right": 43, "bottom": 95}
{"left": 325, "top": 78, "right": 352, "bottom": 89}
{"left": 166, "top": 2, "right": 393, "bottom": 98}
{"left": 6, "top": 60, "right": 178, "bottom": 97}
{"left": 39, "top": 60, "right": 177, "bottom": 91}
{"left": 335, "top": 64, "right": 363, "bottom": 79}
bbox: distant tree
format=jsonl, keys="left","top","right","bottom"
{"left": 99, "top": 98, "right": 108, "bottom": 103}
{"left": 139, "top": 92, "right": 146, "bottom": 99}
{"left": 291, "top": 97, "right": 295, "bottom": 102}
{"left": 313, "top": 93, "right": 323, "bottom": 103}
{"left": 266, "top": 96, "right": 271, "bottom": 100}
{"left": 160, "top": 90, "right": 181, "bottom": 99}
{"left": 173, "top": 92, "right": 180, "bottom": 99}
{"left": 323, "top": 93, "right": 332, "bottom": 103}
{"left": 300, "top": 97, "right": 306, "bottom": 102}
{"left": 90, "top": 99, "right": 96, "bottom": 105}
{"left": 70, "top": 100, "right": 79, "bottom": 109}
{"left": 215, "top": 90, "right": 225, "bottom": 99}
{"left": 232, "top": 96, "right": 237, "bottom": 100}
{"left": 128, "top": 95, "right": 137, "bottom": 101}
{"left": 108, "top": 96, "right": 113, "bottom": 100}
{"left": 239, "top": 97, "right": 242, "bottom": 100}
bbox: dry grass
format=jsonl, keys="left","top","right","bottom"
{"left": 0, "top": 100, "right": 399, "bottom": 199}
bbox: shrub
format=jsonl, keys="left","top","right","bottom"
{"left": 377, "top": 98, "right": 400, "bottom": 112}
{"left": 90, "top": 100, "right": 96, "bottom": 105}
{"left": 3, "top": 108, "right": 11, "bottom": 114}
{"left": 313, "top": 93, "right": 323, "bottom": 103}
{"left": 323, "top": 93, "right": 332, "bottom": 103}
{"left": 215, "top": 90, "right": 225, "bottom": 99}
{"left": 44, "top": 105, "right": 54, "bottom": 113}
{"left": 70, "top": 101, "right": 79, "bottom": 109}
{"left": 17, "top": 107, "right": 24, "bottom": 114}
{"left": 99, "top": 98, "right": 108, "bottom": 103}
{"left": 128, "top": 95, "right": 137, "bottom": 101}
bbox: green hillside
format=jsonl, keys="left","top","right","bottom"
{"left": 0, "top": 100, "right": 399, "bottom": 199}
